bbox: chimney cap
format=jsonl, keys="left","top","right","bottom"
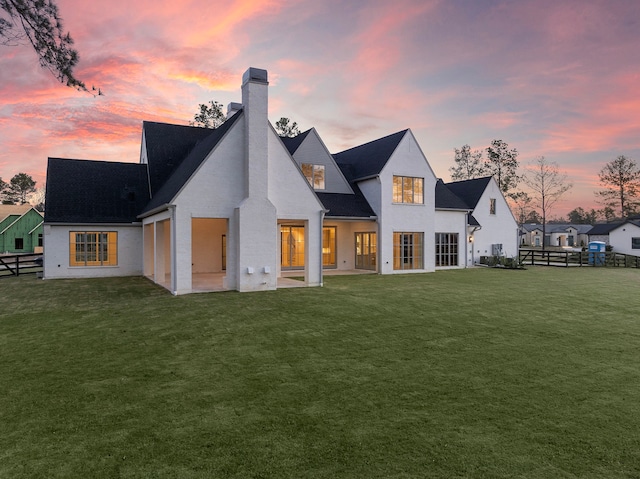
{"left": 242, "top": 67, "right": 268, "bottom": 85}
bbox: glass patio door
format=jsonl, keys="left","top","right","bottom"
{"left": 281, "top": 225, "right": 305, "bottom": 270}
{"left": 355, "top": 232, "right": 377, "bottom": 270}
{"left": 323, "top": 227, "right": 336, "bottom": 268}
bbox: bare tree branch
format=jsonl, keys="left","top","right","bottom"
{"left": 523, "top": 156, "right": 572, "bottom": 250}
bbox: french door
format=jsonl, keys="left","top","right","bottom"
{"left": 355, "top": 232, "right": 377, "bottom": 270}
{"left": 281, "top": 225, "right": 305, "bottom": 270}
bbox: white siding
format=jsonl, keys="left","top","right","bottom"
{"left": 609, "top": 223, "right": 640, "bottom": 255}
{"left": 170, "top": 121, "right": 246, "bottom": 294}
{"left": 268, "top": 129, "right": 325, "bottom": 286}
{"left": 470, "top": 178, "right": 519, "bottom": 260}
{"left": 376, "top": 131, "right": 437, "bottom": 274}
{"left": 43, "top": 224, "right": 142, "bottom": 279}
{"left": 435, "top": 210, "right": 468, "bottom": 268}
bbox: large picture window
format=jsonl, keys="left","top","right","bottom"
{"left": 301, "top": 163, "right": 325, "bottom": 190}
{"left": 393, "top": 176, "right": 423, "bottom": 204}
{"left": 393, "top": 232, "right": 424, "bottom": 270}
{"left": 70, "top": 232, "right": 117, "bottom": 266}
{"left": 435, "top": 233, "right": 459, "bottom": 266}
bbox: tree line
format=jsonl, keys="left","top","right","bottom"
{"left": 449, "top": 141, "right": 640, "bottom": 226}
{"left": 0, "top": 172, "right": 41, "bottom": 208}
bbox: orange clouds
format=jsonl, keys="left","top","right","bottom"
{"left": 168, "top": 69, "right": 238, "bottom": 91}
{"left": 1, "top": 0, "right": 639, "bottom": 219}
{"left": 184, "top": 0, "right": 285, "bottom": 46}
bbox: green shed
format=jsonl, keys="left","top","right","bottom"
{"left": 0, "top": 205, "right": 44, "bottom": 254}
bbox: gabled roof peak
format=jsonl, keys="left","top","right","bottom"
{"left": 333, "top": 129, "right": 409, "bottom": 181}
{"left": 444, "top": 176, "right": 493, "bottom": 209}
{"left": 279, "top": 128, "right": 313, "bottom": 155}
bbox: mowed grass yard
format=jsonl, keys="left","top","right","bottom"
{"left": 1, "top": 267, "right": 640, "bottom": 478}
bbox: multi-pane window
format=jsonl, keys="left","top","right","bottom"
{"left": 435, "top": 233, "right": 459, "bottom": 267}
{"left": 632, "top": 238, "right": 640, "bottom": 249}
{"left": 393, "top": 232, "right": 424, "bottom": 270}
{"left": 489, "top": 198, "right": 496, "bottom": 215}
{"left": 301, "top": 163, "right": 325, "bottom": 190}
{"left": 70, "top": 232, "right": 117, "bottom": 266}
{"left": 393, "top": 176, "right": 423, "bottom": 204}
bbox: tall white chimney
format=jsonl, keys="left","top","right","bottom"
{"left": 235, "top": 67, "right": 277, "bottom": 292}
{"left": 241, "top": 67, "right": 269, "bottom": 200}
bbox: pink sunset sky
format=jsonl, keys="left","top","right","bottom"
{"left": 1, "top": 0, "right": 639, "bottom": 217}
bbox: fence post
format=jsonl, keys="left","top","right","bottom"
{"left": 16, "top": 255, "right": 19, "bottom": 276}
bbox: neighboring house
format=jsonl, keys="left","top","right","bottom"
{"left": 0, "top": 204, "right": 44, "bottom": 254}
{"left": 520, "top": 223, "right": 592, "bottom": 248}
{"left": 608, "top": 219, "right": 640, "bottom": 255}
{"left": 44, "top": 67, "right": 516, "bottom": 294}
{"left": 546, "top": 224, "right": 592, "bottom": 247}
{"left": 444, "top": 177, "right": 519, "bottom": 264}
{"left": 587, "top": 222, "right": 621, "bottom": 246}
{"left": 520, "top": 224, "right": 544, "bottom": 247}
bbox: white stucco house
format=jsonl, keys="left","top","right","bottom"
{"left": 608, "top": 219, "right": 640, "bottom": 255}
{"left": 520, "top": 223, "right": 592, "bottom": 248}
{"left": 44, "top": 67, "right": 517, "bottom": 294}
{"left": 444, "top": 177, "right": 519, "bottom": 264}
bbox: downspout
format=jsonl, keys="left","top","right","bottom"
{"left": 463, "top": 214, "right": 468, "bottom": 268}
{"left": 170, "top": 205, "right": 177, "bottom": 295}
{"left": 319, "top": 209, "right": 326, "bottom": 286}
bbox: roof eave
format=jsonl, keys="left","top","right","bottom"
{"left": 44, "top": 221, "right": 143, "bottom": 227}
{"left": 138, "top": 203, "right": 172, "bottom": 219}
{"left": 324, "top": 215, "right": 378, "bottom": 221}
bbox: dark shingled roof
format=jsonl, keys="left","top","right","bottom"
{"left": 280, "top": 129, "right": 312, "bottom": 155}
{"left": 435, "top": 179, "right": 470, "bottom": 210}
{"left": 45, "top": 158, "right": 150, "bottom": 223}
{"left": 316, "top": 183, "right": 376, "bottom": 218}
{"left": 143, "top": 121, "right": 217, "bottom": 195}
{"left": 333, "top": 130, "right": 408, "bottom": 181}
{"left": 468, "top": 214, "right": 480, "bottom": 227}
{"left": 444, "top": 177, "right": 493, "bottom": 209}
{"left": 588, "top": 222, "right": 622, "bottom": 235}
{"left": 141, "top": 112, "right": 243, "bottom": 214}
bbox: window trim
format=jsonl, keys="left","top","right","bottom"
{"left": 632, "top": 237, "right": 640, "bottom": 250}
{"left": 435, "top": 232, "right": 459, "bottom": 267}
{"left": 301, "top": 163, "right": 325, "bottom": 190}
{"left": 69, "top": 231, "right": 118, "bottom": 267}
{"left": 393, "top": 232, "right": 424, "bottom": 270}
{"left": 393, "top": 176, "right": 424, "bottom": 204}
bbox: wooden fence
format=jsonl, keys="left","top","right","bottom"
{"left": 519, "top": 249, "right": 640, "bottom": 268}
{"left": 0, "top": 253, "right": 43, "bottom": 278}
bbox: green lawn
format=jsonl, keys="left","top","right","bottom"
{"left": 1, "top": 268, "right": 640, "bottom": 478}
